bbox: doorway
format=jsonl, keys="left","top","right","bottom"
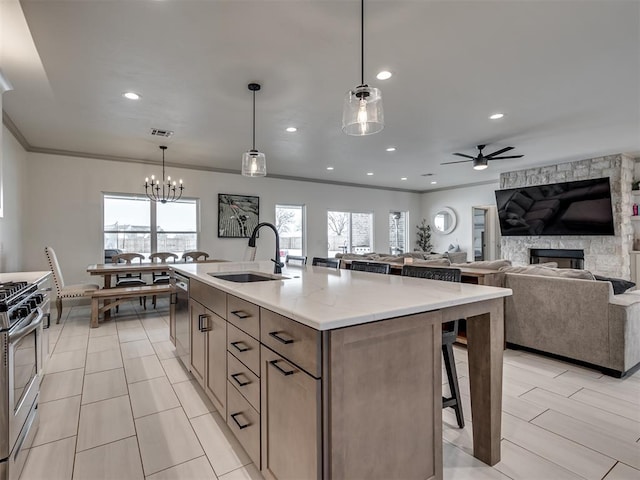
{"left": 472, "top": 206, "right": 500, "bottom": 261}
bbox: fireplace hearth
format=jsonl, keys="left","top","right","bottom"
{"left": 530, "top": 248, "right": 585, "bottom": 269}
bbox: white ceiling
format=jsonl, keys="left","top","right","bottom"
{"left": 2, "top": 0, "right": 639, "bottom": 192}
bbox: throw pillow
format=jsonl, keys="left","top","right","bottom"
{"left": 594, "top": 275, "right": 636, "bottom": 295}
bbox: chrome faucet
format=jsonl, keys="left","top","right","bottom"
{"left": 248, "top": 222, "right": 284, "bottom": 274}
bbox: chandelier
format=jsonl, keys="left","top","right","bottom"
{"left": 144, "top": 146, "right": 184, "bottom": 203}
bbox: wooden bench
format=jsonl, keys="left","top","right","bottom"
{"left": 90, "top": 284, "right": 175, "bottom": 328}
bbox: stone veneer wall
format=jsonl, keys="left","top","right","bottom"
{"left": 499, "top": 154, "right": 634, "bottom": 279}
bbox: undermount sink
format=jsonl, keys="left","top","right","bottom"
{"left": 208, "top": 271, "right": 289, "bottom": 283}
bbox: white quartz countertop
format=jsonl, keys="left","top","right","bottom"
{"left": 172, "top": 261, "right": 511, "bottom": 331}
{"left": 0, "top": 271, "right": 50, "bottom": 284}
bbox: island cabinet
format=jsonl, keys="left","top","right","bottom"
{"left": 260, "top": 309, "right": 322, "bottom": 480}
{"left": 189, "top": 279, "right": 227, "bottom": 416}
{"left": 226, "top": 295, "right": 262, "bottom": 467}
{"left": 186, "top": 278, "right": 444, "bottom": 480}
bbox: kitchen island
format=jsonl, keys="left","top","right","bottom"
{"left": 171, "top": 261, "right": 511, "bottom": 480}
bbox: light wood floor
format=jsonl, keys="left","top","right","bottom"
{"left": 19, "top": 301, "right": 640, "bottom": 480}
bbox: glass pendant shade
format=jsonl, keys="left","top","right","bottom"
{"left": 241, "top": 149, "right": 267, "bottom": 177}
{"left": 342, "top": 85, "right": 384, "bottom": 136}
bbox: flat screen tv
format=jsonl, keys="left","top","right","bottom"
{"left": 495, "top": 177, "right": 615, "bottom": 236}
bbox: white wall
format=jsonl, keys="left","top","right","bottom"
{"left": 420, "top": 182, "right": 500, "bottom": 260}
{"left": 0, "top": 125, "right": 26, "bottom": 272}
{"left": 21, "top": 148, "right": 421, "bottom": 284}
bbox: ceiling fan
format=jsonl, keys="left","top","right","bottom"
{"left": 441, "top": 145, "right": 524, "bottom": 170}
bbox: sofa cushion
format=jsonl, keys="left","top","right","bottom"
{"left": 412, "top": 258, "right": 451, "bottom": 266}
{"left": 401, "top": 252, "right": 430, "bottom": 260}
{"left": 499, "top": 265, "right": 596, "bottom": 280}
{"left": 451, "top": 259, "right": 512, "bottom": 270}
{"left": 594, "top": 275, "right": 636, "bottom": 295}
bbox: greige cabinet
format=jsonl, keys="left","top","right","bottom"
{"left": 206, "top": 311, "right": 227, "bottom": 416}
{"left": 260, "top": 346, "right": 321, "bottom": 480}
{"left": 190, "top": 298, "right": 228, "bottom": 415}
{"left": 184, "top": 280, "right": 443, "bottom": 480}
{"left": 189, "top": 301, "right": 207, "bottom": 385}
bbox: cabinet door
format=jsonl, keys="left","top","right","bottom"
{"left": 206, "top": 311, "right": 227, "bottom": 416}
{"left": 261, "top": 346, "right": 321, "bottom": 480}
{"left": 189, "top": 300, "right": 206, "bottom": 386}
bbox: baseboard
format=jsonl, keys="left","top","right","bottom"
{"left": 505, "top": 343, "right": 640, "bottom": 378}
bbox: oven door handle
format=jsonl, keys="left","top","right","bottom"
{"left": 9, "top": 308, "right": 44, "bottom": 344}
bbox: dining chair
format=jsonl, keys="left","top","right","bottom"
{"left": 285, "top": 255, "right": 307, "bottom": 266}
{"left": 45, "top": 246, "right": 100, "bottom": 324}
{"left": 112, "top": 252, "right": 147, "bottom": 310}
{"left": 401, "top": 265, "right": 465, "bottom": 428}
{"left": 311, "top": 257, "right": 340, "bottom": 269}
{"left": 350, "top": 260, "right": 391, "bottom": 274}
{"left": 149, "top": 252, "right": 178, "bottom": 308}
{"left": 182, "top": 251, "right": 210, "bottom": 262}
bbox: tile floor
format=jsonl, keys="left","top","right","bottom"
{"left": 19, "top": 300, "right": 640, "bottom": 480}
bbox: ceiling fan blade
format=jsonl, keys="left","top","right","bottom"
{"left": 485, "top": 146, "right": 514, "bottom": 158}
{"left": 489, "top": 155, "right": 524, "bottom": 160}
{"left": 441, "top": 159, "right": 473, "bottom": 165}
{"left": 452, "top": 153, "right": 476, "bottom": 159}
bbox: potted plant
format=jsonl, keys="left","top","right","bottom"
{"left": 415, "top": 219, "right": 433, "bottom": 252}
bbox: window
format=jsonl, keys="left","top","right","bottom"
{"left": 275, "top": 204, "right": 305, "bottom": 257}
{"left": 327, "top": 211, "right": 373, "bottom": 257}
{"left": 389, "top": 211, "right": 409, "bottom": 254}
{"left": 103, "top": 193, "right": 198, "bottom": 257}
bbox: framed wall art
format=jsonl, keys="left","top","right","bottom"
{"left": 218, "top": 193, "right": 260, "bottom": 238}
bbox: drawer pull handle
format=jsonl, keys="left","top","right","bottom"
{"left": 231, "top": 310, "right": 250, "bottom": 319}
{"left": 269, "top": 359, "right": 295, "bottom": 376}
{"left": 230, "top": 341, "right": 250, "bottom": 353}
{"left": 231, "top": 372, "right": 251, "bottom": 387}
{"left": 198, "top": 314, "right": 210, "bottom": 332}
{"left": 269, "top": 331, "right": 294, "bottom": 345}
{"left": 230, "top": 412, "right": 251, "bottom": 430}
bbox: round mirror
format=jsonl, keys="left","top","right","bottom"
{"left": 433, "top": 207, "right": 457, "bottom": 234}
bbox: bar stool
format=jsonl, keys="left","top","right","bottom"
{"left": 400, "top": 265, "right": 465, "bottom": 428}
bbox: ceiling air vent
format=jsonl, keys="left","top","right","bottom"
{"left": 150, "top": 128, "right": 174, "bottom": 138}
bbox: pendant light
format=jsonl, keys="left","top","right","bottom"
{"left": 342, "top": 0, "right": 384, "bottom": 136}
{"left": 241, "top": 83, "right": 267, "bottom": 177}
{"left": 144, "top": 146, "right": 184, "bottom": 203}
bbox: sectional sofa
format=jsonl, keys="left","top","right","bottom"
{"left": 498, "top": 265, "right": 640, "bottom": 377}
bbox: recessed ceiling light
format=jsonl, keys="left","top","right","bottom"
{"left": 386, "top": 147, "right": 396, "bottom": 152}
{"left": 123, "top": 92, "right": 141, "bottom": 100}
{"left": 489, "top": 113, "right": 504, "bottom": 120}
{"left": 376, "top": 70, "right": 392, "bottom": 80}
{"left": 326, "top": 166, "right": 334, "bottom": 171}
{"left": 367, "top": 172, "right": 374, "bottom": 176}
{"left": 401, "top": 177, "right": 407, "bottom": 181}
{"left": 285, "top": 127, "right": 297, "bottom": 132}
{"left": 431, "top": 181, "right": 437, "bottom": 184}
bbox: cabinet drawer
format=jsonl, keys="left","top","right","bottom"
{"left": 228, "top": 323, "right": 260, "bottom": 376}
{"left": 227, "top": 352, "right": 260, "bottom": 412}
{"left": 261, "top": 309, "right": 321, "bottom": 377}
{"left": 227, "top": 295, "right": 260, "bottom": 339}
{"left": 190, "top": 279, "right": 226, "bottom": 319}
{"left": 227, "top": 382, "right": 260, "bottom": 467}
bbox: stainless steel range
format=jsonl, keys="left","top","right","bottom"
{"left": 0, "top": 280, "right": 48, "bottom": 480}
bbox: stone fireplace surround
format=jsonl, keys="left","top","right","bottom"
{"left": 499, "top": 154, "right": 634, "bottom": 279}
